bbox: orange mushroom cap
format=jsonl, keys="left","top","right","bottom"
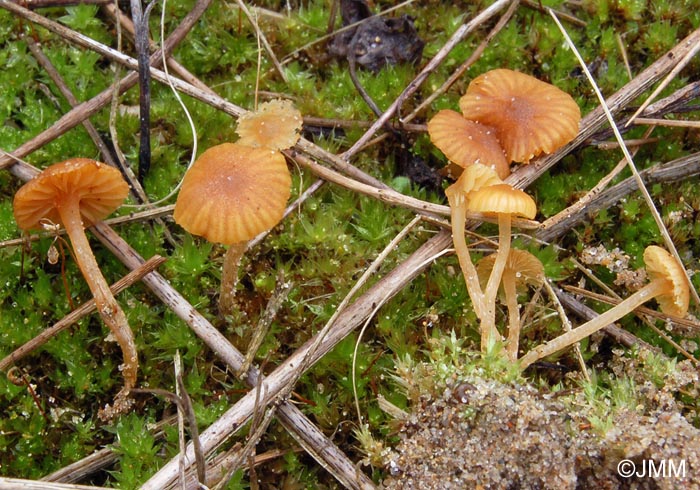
{"left": 466, "top": 183, "right": 537, "bottom": 220}
{"left": 427, "top": 109, "right": 510, "bottom": 179}
{"left": 235, "top": 99, "right": 303, "bottom": 151}
{"left": 174, "top": 143, "right": 291, "bottom": 244}
{"left": 459, "top": 69, "right": 580, "bottom": 163}
{"left": 643, "top": 245, "right": 690, "bottom": 317}
{"left": 13, "top": 158, "right": 129, "bottom": 231}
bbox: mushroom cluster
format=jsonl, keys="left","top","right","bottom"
{"left": 13, "top": 158, "right": 136, "bottom": 416}
{"left": 174, "top": 99, "right": 300, "bottom": 315}
{"left": 444, "top": 164, "right": 539, "bottom": 352}
{"left": 431, "top": 69, "right": 579, "bottom": 356}
{"left": 429, "top": 68, "right": 581, "bottom": 179}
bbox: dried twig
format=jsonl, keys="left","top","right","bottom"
{"left": 0, "top": 0, "right": 212, "bottom": 171}
{"left": 140, "top": 230, "right": 452, "bottom": 489}
{"left": 536, "top": 151, "right": 700, "bottom": 243}
{"left": 5, "top": 156, "right": 375, "bottom": 490}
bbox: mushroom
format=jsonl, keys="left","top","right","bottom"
{"left": 13, "top": 158, "right": 136, "bottom": 409}
{"left": 459, "top": 68, "right": 581, "bottom": 163}
{"left": 465, "top": 183, "right": 537, "bottom": 350}
{"left": 427, "top": 109, "right": 510, "bottom": 179}
{"left": 476, "top": 249, "right": 544, "bottom": 361}
{"left": 444, "top": 163, "right": 503, "bottom": 320}
{"left": 519, "top": 245, "right": 690, "bottom": 369}
{"left": 173, "top": 143, "right": 291, "bottom": 315}
{"left": 235, "top": 99, "right": 303, "bottom": 151}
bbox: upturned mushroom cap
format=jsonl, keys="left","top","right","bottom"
{"left": 445, "top": 163, "right": 503, "bottom": 208}
{"left": 466, "top": 183, "right": 537, "bottom": 220}
{"left": 643, "top": 245, "right": 690, "bottom": 317}
{"left": 459, "top": 69, "right": 580, "bottom": 163}
{"left": 476, "top": 249, "right": 544, "bottom": 292}
{"left": 427, "top": 109, "right": 510, "bottom": 179}
{"left": 174, "top": 143, "right": 291, "bottom": 244}
{"left": 235, "top": 99, "right": 303, "bottom": 150}
{"left": 13, "top": 158, "right": 129, "bottom": 230}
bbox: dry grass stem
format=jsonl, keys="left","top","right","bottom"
{"left": 405, "top": 0, "right": 520, "bottom": 124}
{"left": 632, "top": 117, "right": 700, "bottom": 129}
{"left": 626, "top": 37, "right": 700, "bottom": 126}
{"left": 537, "top": 151, "right": 700, "bottom": 243}
{"left": 551, "top": 10, "right": 697, "bottom": 305}
{"left": 5, "top": 157, "right": 374, "bottom": 490}
{"left": 141, "top": 231, "right": 451, "bottom": 489}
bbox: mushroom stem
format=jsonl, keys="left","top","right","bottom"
{"left": 481, "top": 213, "right": 511, "bottom": 351}
{"left": 219, "top": 241, "right": 248, "bottom": 316}
{"left": 519, "top": 278, "right": 670, "bottom": 369}
{"left": 57, "top": 197, "right": 137, "bottom": 394}
{"left": 450, "top": 201, "right": 486, "bottom": 320}
{"left": 502, "top": 269, "right": 520, "bottom": 361}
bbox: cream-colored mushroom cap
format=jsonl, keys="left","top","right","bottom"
{"left": 427, "top": 109, "right": 510, "bottom": 179}
{"left": 459, "top": 69, "right": 580, "bottom": 163}
{"left": 466, "top": 183, "right": 537, "bottom": 220}
{"left": 13, "top": 158, "right": 129, "bottom": 230}
{"left": 643, "top": 245, "right": 690, "bottom": 317}
{"left": 236, "top": 99, "right": 303, "bottom": 150}
{"left": 174, "top": 143, "right": 291, "bottom": 244}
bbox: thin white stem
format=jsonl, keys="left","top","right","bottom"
{"left": 519, "top": 279, "right": 668, "bottom": 369}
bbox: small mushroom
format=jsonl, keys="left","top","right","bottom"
{"left": 459, "top": 68, "right": 580, "bottom": 163}
{"left": 173, "top": 143, "right": 291, "bottom": 315}
{"left": 427, "top": 109, "right": 510, "bottom": 179}
{"left": 476, "top": 249, "right": 544, "bottom": 361}
{"left": 235, "top": 99, "right": 303, "bottom": 151}
{"left": 519, "top": 245, "right": 690, "bottom": 369}
{"left": 444, "top": 163, "right": 503, "bottom": 319}
{"left": 465, "top": 183, "right": 537, "bottom": 350}
{"left": 13, "top": 158, "right": 136, "bottom": 411}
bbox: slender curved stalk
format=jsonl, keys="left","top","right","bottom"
{"left": 450, "top": 202, "right": 486, "bottom": 319}
{"left": 57, "top": 197, "right": 137, "bottom": 396}
{"left": 519, "top": 278, "right": 669, "bottom": 369}
{"left": 481, "top": 214, "right": 511, "bottom": 351}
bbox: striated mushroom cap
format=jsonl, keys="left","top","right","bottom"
{"left": 466, "top": 183, "right": 537, "bottom": 220}
{"left": 13, "top": 158, "right": 129, "bottom": 231}
{"left": 459, "top": 69, "right": 580, "bottom": 163}
{"left": 476, "top": 249, "right": 545, "bottom": 292}
{"left": 427, "top": 109, "right": 510, "bottom": 179}
{"left": 174, "top": 143, "right": 291, "bottom": 245}
{"left": 235, "top": 99, "right": 303, "bottom": 150}
{"left": 643, "top": 245, "right": 690, "bottom": 317}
